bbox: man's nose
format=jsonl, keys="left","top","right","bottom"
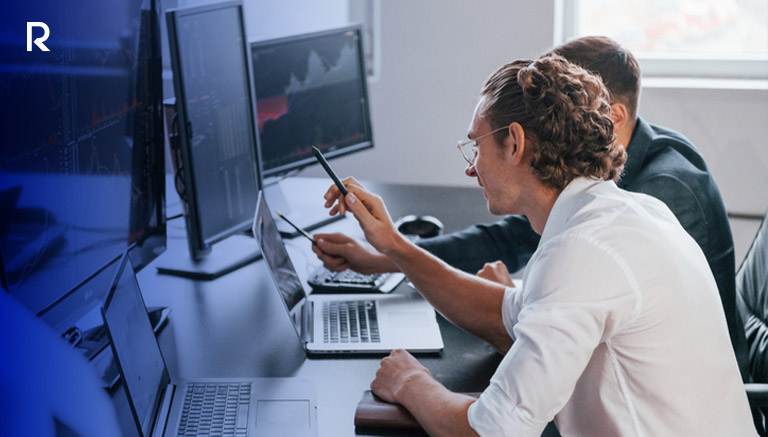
{"left": 465, "top": 163, "right": 477, "bottom": 177}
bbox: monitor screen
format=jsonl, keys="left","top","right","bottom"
{"left": 251, "top": 25, "right": 373, "bottom": 177}
{"left": 167, "top": 2, "right": 260, "bottom": 258}
{"left": 0, "top": 0, "right": 165, "bottom": 318}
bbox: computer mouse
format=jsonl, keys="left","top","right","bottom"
{"left": 395, "top": 215, "right": 444, "bottom": 239}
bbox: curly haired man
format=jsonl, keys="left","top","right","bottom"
{"left": 313, "top": 55, "right": 754, "bottom": 436}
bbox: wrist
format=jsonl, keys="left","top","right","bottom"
{"left": 374, "top": 251, "right": 400, "bottom": 273}
{"left": 380, "top": 230, "right": 411, "bottom": 257}
{"left": 393, "top": 369, "right": 433, "bottom": 405}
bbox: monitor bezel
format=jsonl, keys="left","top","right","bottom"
{"left": 166, "top": 0, "right": 262, "bottom": 260}
{"left": 250, "top": 24, "right": 374, "bottom": 178}
{"left": 131, "top": 0, "right": 167, "bottom": 273}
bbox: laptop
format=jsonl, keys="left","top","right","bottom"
{"left": 102, "top": 251, "right": 317, "bottom": 437}
{"left": 253, "top": 191, "right": 443, "bottom": 355}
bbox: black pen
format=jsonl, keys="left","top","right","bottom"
{"left": 311, "top": 145, "right": 348, "bottom": 196}
{"left": 275, "top": 211, "right": 317, "bottom": 246}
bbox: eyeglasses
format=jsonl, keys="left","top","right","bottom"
{"left": 456, "top": 126, "right": 509, "bottom": 165}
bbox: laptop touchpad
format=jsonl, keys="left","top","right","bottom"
{"left": 256, "top": 400, "right": 310, "bottom": 427}
{"left": 388, "top": 311, "right": 429, "bottom": 328}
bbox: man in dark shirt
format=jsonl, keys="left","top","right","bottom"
{"left": 315, "top": 36, "right": 748, "bottom": 377}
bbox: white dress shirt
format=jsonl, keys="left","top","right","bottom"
{"left": 467, "top": 178, "right": 754, "bottom": 436}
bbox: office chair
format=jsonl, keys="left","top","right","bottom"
{"left": 736, "top": 210, "right": 768, "bottom": 436}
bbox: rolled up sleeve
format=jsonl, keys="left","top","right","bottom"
{"left": 467, "top": 236, "right": 640, "bottom": 436}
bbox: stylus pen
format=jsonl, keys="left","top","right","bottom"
{"left": 311, "top": 145, "right": 348, "bottom": 196}
{"left": 275, "top": 211, "right": 317, "bottom": 246}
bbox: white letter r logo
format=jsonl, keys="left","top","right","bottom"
{"left": 27, "top": 22, "right": 50, "bottom": 52}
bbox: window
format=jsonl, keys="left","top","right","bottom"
{"left": 556, "top": 0, "right": 768, "bottom": 80}
{"left": 349, "top": 0, "right": 380, "bottom": 80}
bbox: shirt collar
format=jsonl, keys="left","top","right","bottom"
{"left": 618, "top": 117, "right": 653, "bottom": 189}
{"left": 539, "top": 177, "right": 605, "bottom": 246}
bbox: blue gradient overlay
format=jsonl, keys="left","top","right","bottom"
{"left": 1, "top": 0, "right": 163, "bottom": 434}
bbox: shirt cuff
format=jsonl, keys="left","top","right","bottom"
{"left": 467, "top": 381, "right": 547, "bottom": 437}
{"left": 501, "top": 286, "right": 523, "bottom": 340}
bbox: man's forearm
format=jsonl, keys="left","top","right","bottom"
{"left": 374, "top": 250, "right": 400, "bottom": 273}
{"left": 417, "top": 216, "right": 540, "bottom": 274}
{"left": 385, "top": 235, "right": 512, "bottom": 352}
{"left": 396, "top": 372, "right": 479, "bottom": 437}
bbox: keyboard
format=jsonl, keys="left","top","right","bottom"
{"left": 322, "top": 300, "right": 380, "bottom": 344}
{"left": 308, "top": 267, "right": 404, "bottom": 293}
{"left": 178, "top": 383, "right": 251, "bottom": 436}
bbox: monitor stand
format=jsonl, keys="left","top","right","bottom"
{"left": 155, "top": 234, "right": 262, "bottom": 280}
{"left": 263, "top": 177, "right": 344, "bottom": 237}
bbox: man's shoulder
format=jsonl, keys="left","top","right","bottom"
{"left": 626, "top": 121, "right": 730, "bottom": 249}
{"left": 645, "top": 122, "right": 695, "bottom": 147}
{"left": 629, "top": 120, "right": 711, "bottom": 191}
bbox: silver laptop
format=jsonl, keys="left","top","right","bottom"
{"left": 102, "top": 251, "right": 317, "bottom": 437}
{"left": 253, "top": 191, "right": 443, "bottom": 355}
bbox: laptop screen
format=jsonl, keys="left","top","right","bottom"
{"left": 253, "top": 192, "right": 306, "bottom": 317}
{"left": 102, "top": 252, "right": 169, "bottom": 436}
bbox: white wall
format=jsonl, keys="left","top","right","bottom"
{"left": 241, "top": 0, "right": 348, "bottom": 41}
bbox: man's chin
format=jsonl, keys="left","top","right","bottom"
{"left": 486, "top": 197, "right": 515, "bottom": 216}
{"left": 486, "top": 199, "right": 502, "bottom": 216}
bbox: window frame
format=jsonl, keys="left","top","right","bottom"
{"left": 555, "top": 0, "right": 768, "bottom": 80}
{"left": 349, "top": 0, "right": 381, "bottom": 81}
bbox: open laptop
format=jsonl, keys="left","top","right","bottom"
{"left": 253, "top": 191, "right": 443, "bottom": 355}
{"left": 102, "top": 251, "right": 317, "bottom": 437}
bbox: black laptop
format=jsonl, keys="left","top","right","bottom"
{"left": 102, "top": 251, "right": 317, "bottom": 436}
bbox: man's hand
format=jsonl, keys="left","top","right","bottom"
{"left": 370, "top": 349, "right": 479, "bottom": 436}
{"left": 311, "top": 233, "right": 396, "bottom": 274}
{"left": 476, "top": 261, "right": 516, "bottom": 287}
{"left": 323, "top": 176, "right": 364, "bottom": 216}
{"left": 370, "top": 349, "right": 432, "bottom": 404}
{"left": 323, "top": 178, "right": 405, "bottom": 255}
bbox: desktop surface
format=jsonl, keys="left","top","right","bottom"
{"left": 116, "top": 178, "right": 539, "bottom": 436}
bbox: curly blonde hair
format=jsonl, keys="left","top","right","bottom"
{"left": 480, "top": 55, "right": 626, "bottom": 190}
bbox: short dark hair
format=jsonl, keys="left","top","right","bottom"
{"left": 480, "top": 55, "right": 626, "bottom": 190}
{"left": 548, "top": 36, "right": 641, "bottom": 121}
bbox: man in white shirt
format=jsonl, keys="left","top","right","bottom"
{"left": 468, "top": 177, "right": 749, "bottom": 435}
{"left": 313, "top": 55, "right": 754, "bottom": 436}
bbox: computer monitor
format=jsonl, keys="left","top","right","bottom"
{"left": 0, "top": 0, "right": 165, "bottom": 322}
{"left": 160, "top": 1, "right": 262, "bottom": 279}
{"left": 250, "top": 25, "right": 374, "bottom": 234}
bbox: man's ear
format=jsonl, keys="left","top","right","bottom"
{"left": 610, "top": 102, "right": 629, "bottom": 132}
{"left": 507, "top": 122, "right": 527, "bottom": 164}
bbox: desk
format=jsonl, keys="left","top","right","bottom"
{"left": 115, "top": 178, "right": 555, "bottom": 436}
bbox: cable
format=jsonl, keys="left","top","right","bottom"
{"left": 169, "top": 113, "right": 187, "bottom": 203}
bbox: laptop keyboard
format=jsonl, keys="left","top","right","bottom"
{"left": 326, "top": 269, "right": 382, "bottom": 286}
{"left": 308, "top": 267, "right": 402, "bottom": 293}
{"left": 323, "top": 300, "right": 380, "bottom": 344}
{"left": 178, "top": 383, "right": 251, "bottom": 436}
